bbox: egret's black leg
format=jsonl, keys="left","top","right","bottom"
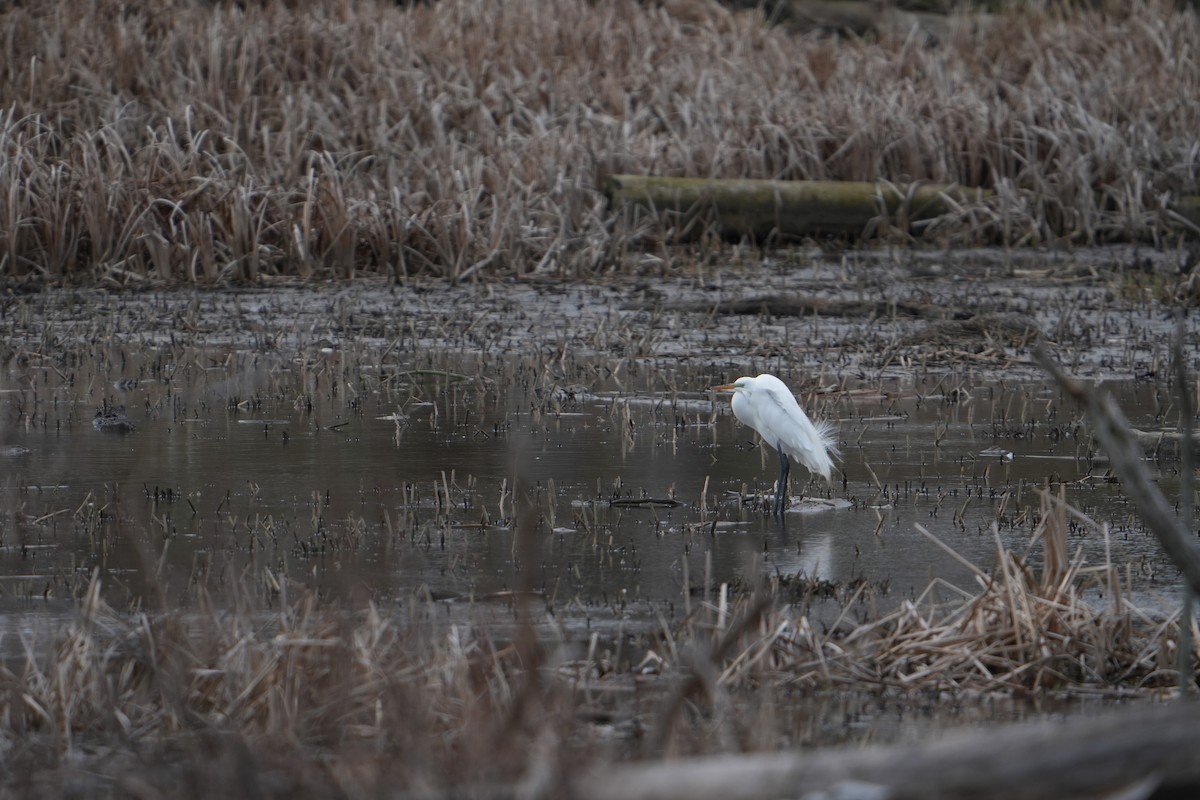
{"left": 775, "top": 451, "right": 790, "bottom": 517}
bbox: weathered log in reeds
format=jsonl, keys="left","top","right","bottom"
{"left": 768, "top": 0, "right": 950, "bottom": 38}
{"left": 605, "top": 174, "right": 1200, "bottom": 242}
{"left": 605, "top": 175, "right": 989, "bottom": 240}
{"left": 575, "top": 701, "right": 1200, "bottom": 800}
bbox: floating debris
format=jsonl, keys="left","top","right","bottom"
{"left": 609, "top": 497, "right": 681, "bottom": 508}
{"left": 92, "top": 405, "right": 135, "bottom": 433}
{"left": 786, "top": 497, "right": 852, "bottom": 514}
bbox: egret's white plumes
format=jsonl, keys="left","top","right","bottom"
{"left": 713, "top": 373, "right": 837, "bottom": 514}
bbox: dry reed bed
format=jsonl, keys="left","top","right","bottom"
{"left": 718, "top": 490, "right": 1191, "bottom": 697}
{"left": 3, "top": 577, "right": 562, "bottom": 796}
{"left": 681, "top": 518, "right": 1169, "bottom": 705}
{"left": 3, "top": 491, "right": 1193, "bottom": 795}
{"left": 0, "top": 0, "right": 1198, "bottom": 284}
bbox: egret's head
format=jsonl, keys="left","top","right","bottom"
{"left": 712, "top": 377, "right": 752, "bottom": 394}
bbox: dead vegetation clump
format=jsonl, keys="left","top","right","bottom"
{"left": 1, "top": 575, "right": 578, "bottom": 797}
{"left": 703, "top": 490, "right": 1191, "bottom": 701}
{"left": 0, "top": 0, "right": 1198, "bottom": 285}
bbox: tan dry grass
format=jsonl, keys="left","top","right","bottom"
{"left": 2, "top": 574, "right": 573, "bottom": 797}
{"left": 0, "top": 0, "right": 1197, "bottom": 284}
{"left": 731, "top": 486, "right": 1193, "bottom": 696}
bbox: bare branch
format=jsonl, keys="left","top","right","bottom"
{"left": 1035, "top": 345, "right": 1200, "bottom": 596}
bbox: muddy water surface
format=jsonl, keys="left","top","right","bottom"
{"left": 0, "top": 250, "right": 1193, "bottom": 632}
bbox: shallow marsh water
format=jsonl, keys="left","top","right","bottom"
{"left": 1, "top": 248, "right": 1192, "bottom": 636}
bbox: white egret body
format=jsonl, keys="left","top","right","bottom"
{"left": 713, "top": 374, "right": 837, "bottom": 515}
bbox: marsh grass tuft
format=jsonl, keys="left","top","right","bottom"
{"left": 754, "top": 486, "right": 1193, "bottom": 695}
{"left": 3, "top": 570, "right": 573, "bottom": 796}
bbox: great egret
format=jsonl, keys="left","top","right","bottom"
{"left": 713, "top": 374, "right": 837, "bottom": 516}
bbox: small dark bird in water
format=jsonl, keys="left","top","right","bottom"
{"left": 93, "top": 404, "right": 136, "bottom": 433}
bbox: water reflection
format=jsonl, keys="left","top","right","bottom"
{"left": 0, "top": 346, "right": 1186, "bottom": 620}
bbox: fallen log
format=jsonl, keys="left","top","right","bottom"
{"left": 573, "top": 701, "right": 1200, "bottom": 800}
{"left": 604, "top": 174, "right": 1200, "bottom": 242}
{"left": 753, "top": 0, "right": 955, "bottom": 40}
{"left": 604, "top": 174, "right": 989, "bottom": 240}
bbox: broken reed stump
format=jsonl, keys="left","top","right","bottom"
{"left": 574, "top": 701, "right": 1200, "bottom": 800}
{"left": 604, "top": 174, "right": 985, "bottom": 240}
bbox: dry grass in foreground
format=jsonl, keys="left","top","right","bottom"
{"left": 0, "top": 0, "right": 1198, "bottom": 286}
{"left": 1, "top": 488, "right": 1193, "bottom": 798}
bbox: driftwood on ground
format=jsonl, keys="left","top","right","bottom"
{"left": 574, "top": 701, "right": 1200, "bottom": 800}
